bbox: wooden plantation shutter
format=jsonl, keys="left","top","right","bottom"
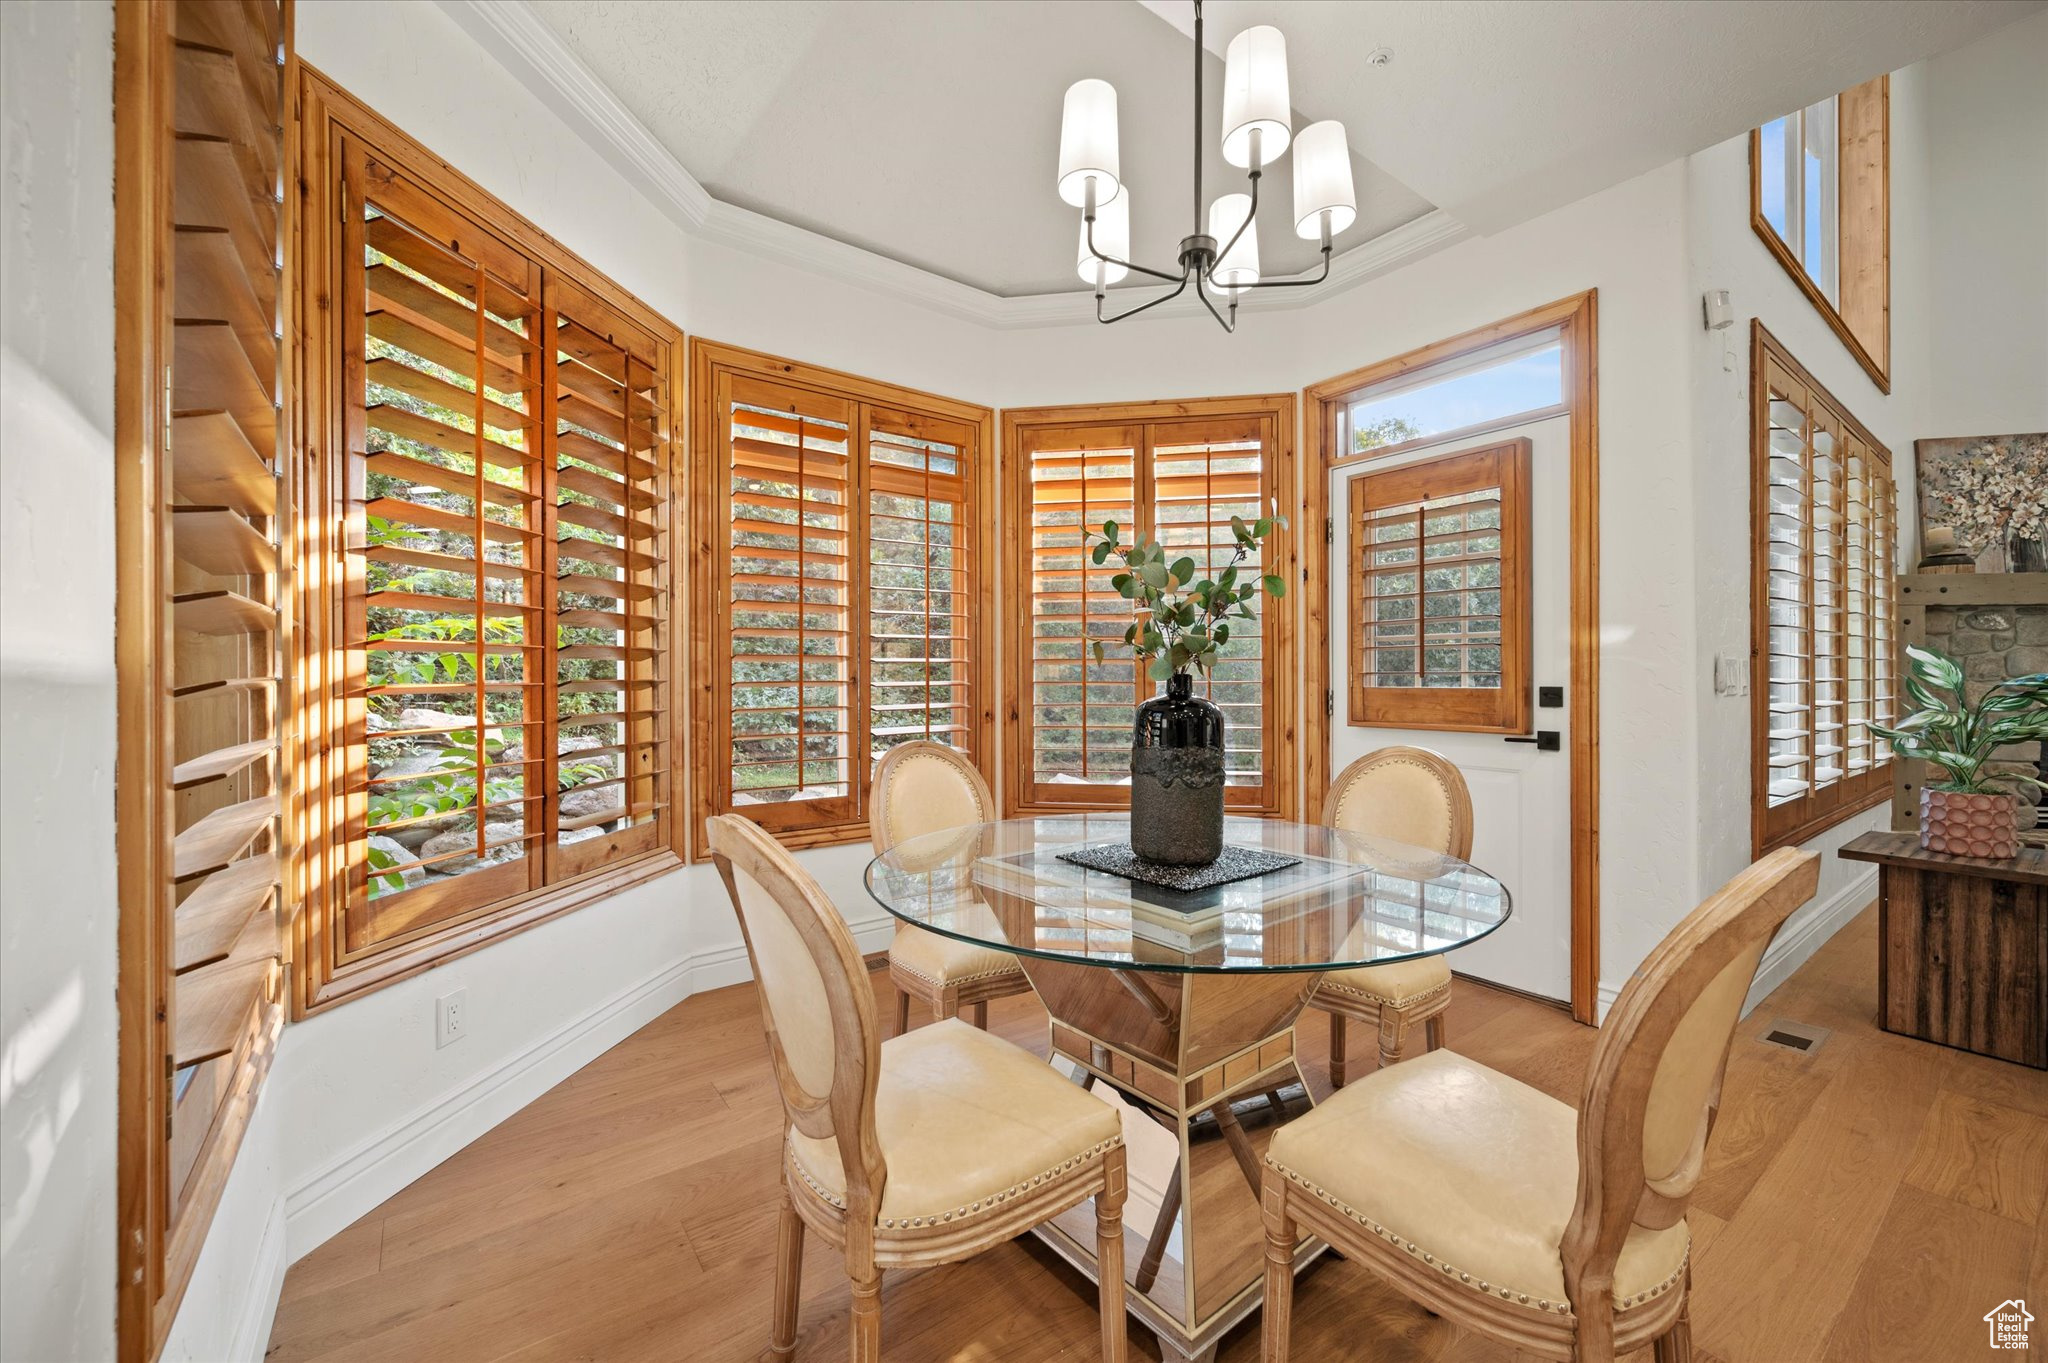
{"left": 1006, "top": 397, "right": 1297, "bottom": 817}
{"left": 868, "top": 407, "right": 980, "bottom": 759}
{"left": 720, "top": 376, "right": 858, "bottom": 827}
{"left": 690, "top": 342, "right": 995, "bottom": 852}
{"left": 294, "top": 71, "right": 685, "bottom": 1008}
{"left": 116, "top": 2, "right": 291, "bottom": 1355}
{"left": 1751, "top": 325, "right": 1896, "bottom": 853}
{"left": 1024, "top": 426, "right": 1141, "bottom": 793}
{"left": 1347, "top": 440, "right": 1532, "bottom": 733}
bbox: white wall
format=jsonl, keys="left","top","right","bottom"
{"left": 0, "top": 3, "right": 119, "bottom": 1361}
{"left": 1923, "top": 8, "right": 2048, "bottom": 437}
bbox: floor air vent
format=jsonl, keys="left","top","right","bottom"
{"left": 1759, "top": 1019, "right": 1830, "bottom": 1054}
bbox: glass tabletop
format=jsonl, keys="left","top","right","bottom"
{"left": 863, "top": 814, "right": 1511, "bottom": 974}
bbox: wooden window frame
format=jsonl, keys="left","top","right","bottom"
{"left": 1749, "top": 77, "right": 1891, "bottom": 392}
{"left": 1346, "top": 439, "right": 1532, "bottom": 734}
{"left": 1750, "top": 321, "right": 1897, "bottom": 855}
{"left": 289, "top": 68, "right": 689, "bottom": 1014}
{"left": 687, "top": 340, "right": 997, "bottom": 857}
{"left": 115, "top": 3, "right": 294, "bottom": 1357}
{"left": 1002, "top": 394, "right": 1299, "bottom": 821}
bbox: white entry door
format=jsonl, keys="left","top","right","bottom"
{"left": 1327, "top": 412, "right": 1573, "bottom": 1002}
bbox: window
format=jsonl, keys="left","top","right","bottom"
{"left": 115, "top": 1, "right": 289, "bottom": 1354}
{"left": 690, "top": 341, "right": 995, "bottom": 852}
{"left": 1750, "top": 77, "right": 1890, "bottom": 391}
{"left": 1751, "top": 323, "right": 1897, "bottom": 854}
{"left": 1004, "top": 396, "right": 1297, "bottom": 817}
{"left": 1339, "top": 331, "right": 1564, "bottom": 458}
{"left": 293, "top": 71, "right": 686, "bottom": 1009}
{"left": 1347, "top": 440, "right": 1531, "bottom": 733}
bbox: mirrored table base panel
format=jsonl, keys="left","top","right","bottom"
{"left": 1018, "top": 954, "right": 1330, "bottom": 1363}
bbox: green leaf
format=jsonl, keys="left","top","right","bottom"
{"left": 1092, "top": 541, "right": 1111, "bottom": 565}
{"left": 1213, "top": 622, "right": 1230, "bottom": 646}
{"left": 1262, "top": 573, "right": 1286, "bottom": 598}
{"left": 1103, "top": 519, "right": 1119, "bottom": 543}
{"left": 1148, "top": 654, "right": 1172, "bottom": 681}
{"left": 1141, "top": 560, "right": 1168, "bottom": 590}
{"left": 1906, "top": 644, "right": 1965, "bottom": 694}
{"left": 1171, "top": 556, "right": 1196, "bottom": 585}
{"left": 1091, "top": 641, "right": 1107, "bottom": 665}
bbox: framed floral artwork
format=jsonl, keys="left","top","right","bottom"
{"left": 1913, "top": 432, "right": 2048, "bottom": 572}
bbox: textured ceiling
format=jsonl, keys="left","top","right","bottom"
{"left": 524, "top": 0, "right": 1434, "bottom": 297}
{"left": 526, "top": 0, "right": 2041, "bottom": 296}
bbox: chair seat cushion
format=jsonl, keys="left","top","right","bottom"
{"left": 1316, "top": 954, "right": 1451, "bottom": 1007}
{"left": 789, "top": 1019, "right": 1122, "bottom": 1230}
{"left": 1266, "top": 1050, "right": 1688, "bottom": 1316}
{"left": 890, "top": 922, "right": 1025, "bottom": 988}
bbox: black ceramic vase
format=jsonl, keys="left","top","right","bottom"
{"left": 1129, "top": 672, "right": 1226, "bottom": 865}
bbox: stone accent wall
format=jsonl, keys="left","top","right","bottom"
{"left": 1923, "top": 601, "right": 2048, "bottom": 827}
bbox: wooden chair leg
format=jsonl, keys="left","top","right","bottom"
{"left": 849, "top": 1272, "right": 883, "bottom": 1363}
{"left": 1327, "top": 1010, "right": 1348, "bottom": 1088}
{"left": 969, "top": 999, "right": 989, "bottom": 1029}
{"left": 1424, "top": 1012, "right": 1446, "bottom": 1052}
{"left": 1377, "top": 1008, "right": 1412, "bottom": 1069}
{"left": 1096, "top": 1149, "right": 1129, "bottom": 1363}
{"left": 1260, "top": 1175, "right": 1296, "bottom": 1363}
{"left": 1134, "top": 1151, "right": 1183, "bottom": 1294}
{"left": 1653, "top": 1287, "right": 1694, "bottom": 1363}
{"left": 771, "top": 1188, "right": 804, "bottom": 1357}
{"left": 893, "top": 987, "right": 911, "bottom": 1036}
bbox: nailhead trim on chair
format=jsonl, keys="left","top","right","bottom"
{"left": 1316, "top": 977, "right": 1452, "bottom": 1010}
{"left": 889, "top": 957, "right": 1027, "bottom": 989}
{"left": 1269, "top": 1163, "right": 1691, "bottom": 1316}
{"left": 788, "top": 1135, "right": 1123, "bottom": 1229}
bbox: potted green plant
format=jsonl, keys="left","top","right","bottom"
{"left": 1869, "top": 645, "right": 2048, "bottom": 859}
{"left": 1088, "top": 514, "right": 1287, "bottom": 865}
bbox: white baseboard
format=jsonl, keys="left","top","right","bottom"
{"left": 222, "top": 1195, "right": 287, "bottom": 1363}
{"left": 1593, "top": 867, "right": 1876, "bottom": 1024}
{"left": 1740, "top": 867, "right": 1874, "bottom": 1018}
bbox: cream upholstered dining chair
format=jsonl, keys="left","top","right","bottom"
{"left": 708, "top": 814, "right": 1130, "bottom": 1363}
{"left": 1260, "top": 846, "right": 1820, "bottom": 1363}
{"left": 870, "top": 741, "right": 1032, "bottom": 1033}
{"left": 1311, "top": 746, "right": 1474, "bottom": 1084}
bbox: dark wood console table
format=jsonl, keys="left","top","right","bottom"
{"left": 1839, "top": 831, "right": 2046, "bottom": 1069}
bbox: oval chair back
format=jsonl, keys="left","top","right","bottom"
{"left": 1561, "top": 845, "right": 1819, "bottom": 1354}
{"left": 869, "top": 740, "right": 995, "bottom": 855}
{"left": 707, "top": 814, "right": 887, "bottom": 1231}
{"left": 1322, "top": 746, "right": 1474, "bottom": 859}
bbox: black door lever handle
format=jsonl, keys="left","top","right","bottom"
{"left": 1503, "top": 731, "right": 1561, "bottom": 752}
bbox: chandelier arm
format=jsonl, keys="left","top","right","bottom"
{"left": 1195, "top": 280, "right": 1238, "bottom": 333}
{"left": 1229, "top": 243, "right": 1334, "bottom": 291}
{"left": 1211, "top": 166, "right": 1261, "bottom": 267}
{"left": 1085, "top": 210, "right": 1185, "bottom": 284}
{"left": 1096, "top": 269, "right": 1192, "bottom": 324}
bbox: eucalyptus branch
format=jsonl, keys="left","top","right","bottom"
{"left": 1084, "top": 513, "right": 1288, "bottom": 681}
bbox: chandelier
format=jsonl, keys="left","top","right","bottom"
{"left": 1058, "top": 0, "right": 1357, "bottom": 331}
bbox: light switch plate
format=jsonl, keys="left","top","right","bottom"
{"left": 1713, "top": 652, "right": 1750, "bottom": 697}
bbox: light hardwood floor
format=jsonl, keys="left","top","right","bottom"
{"left": 269, "top": 905, "right": 2048, "bottom": 1362}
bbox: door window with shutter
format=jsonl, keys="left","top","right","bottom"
{"left": 691, "top": 342, "right": 995, "bottom": 852}
{"left": 1347, "top": 440, "right": 1531, "bottom": 733}
{"left": 1751, "top": 324, "right": 1896, "bottom": 853}
{"left": 1005, "top": 397, "right": 1297, "bottom": 817}
{"left": 294, "top": 73, "right": 685, "bottom": 1009}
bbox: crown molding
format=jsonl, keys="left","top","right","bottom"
{"left": 435, "top": 0, "right": 1468, "bottom": 330}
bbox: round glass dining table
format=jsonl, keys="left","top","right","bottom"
{"left": 865, "top": 814, "right": 1511, "bottom": 1362}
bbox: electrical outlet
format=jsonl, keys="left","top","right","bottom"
{"left": 1713, "top": 652, "right": 1750, "bottom": 698}
{"left": 436, "top": 988, "right": 467, "bottom": 1048}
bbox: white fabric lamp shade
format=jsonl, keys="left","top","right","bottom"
{"left": 1057, "top": 78, "right": 1121, "bottom": 207}
{"left": 1221, "top": 26, "right": 1291, "bottom": 168}
{"left": 1207, "top": 193, "right": 1260, "bottom": 291}
{"left": 1078, "top": 184, "right": 1130, "bottom": 285}
{"left": 1292, "top": 119, "right": 1357, "bottom": 239}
